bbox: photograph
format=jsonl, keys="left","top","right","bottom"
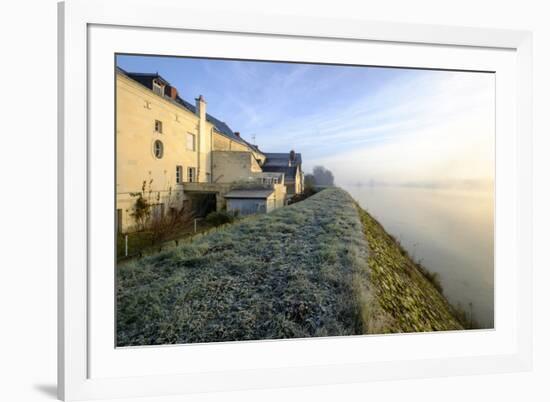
{"left": 115, "top": 54, "right": 495, "bottom": 347}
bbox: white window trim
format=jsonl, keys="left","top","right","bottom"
{"left": 153, "top": 139, "right": 163, "bottom": 159}
{"left": 152, "top": 80, "right": 164, "bottom": 96}
{"left": 187, "top": 167, "right": 196, "bottom": 182}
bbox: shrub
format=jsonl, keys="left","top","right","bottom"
{"left": 288, "top": 186, "right": 318, "bottom": 205}
{"left": 205, "top": 210, "right": 238, "bottom": 226}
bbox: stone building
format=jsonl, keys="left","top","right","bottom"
{"left": 116, "top": 68, "right": 300, "bottom": 232}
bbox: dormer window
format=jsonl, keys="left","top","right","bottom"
{"left": 152, "top": 79, "right": 164, "bottom": 97}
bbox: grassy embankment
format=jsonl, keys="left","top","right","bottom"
{"left": 356, "top": 207, "right": 463, "bottom": 333}
{"left": 117, "top": 188, "right": 461, "bottom": 346}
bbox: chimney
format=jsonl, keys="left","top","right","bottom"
{"left": 235, "top": 132, "right": 240, "bottom": 138}
{"left": 169, "top": 86, "right": 178, "bottom": 100}
{"left": 195, "top": 95, "right": 206, "bottom": 118}
{"left": 290, "top": 150, "right": 296, "bottom": 162}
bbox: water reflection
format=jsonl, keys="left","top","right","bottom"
{"left": 343, "top": 184, "right": 494, "bottom": 328}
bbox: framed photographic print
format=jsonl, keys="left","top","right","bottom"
{"left": 58, "top": 0, "right": 533, "bottom": 400}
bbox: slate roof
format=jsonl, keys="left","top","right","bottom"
{"left": 263, "top": 152, "right": 302, "bottom": 166}
{"left": 261, "top": 165, "right": 298, "bottom": 182}
{"left": 118, "top": 68, "right": 261, "bottom": 154}
{"left": 260, "top": 152, "right": 302, "bottom": 183}
{"left": 224, "top": 189, "right": 274, "bottom": 199}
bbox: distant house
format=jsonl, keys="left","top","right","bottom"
{"left": 262, "top": 151, "right": 304, "bottom": 198}
{"left": 224, "top": 189, "right": 279, "bottom": 215}
{"left": 116, "top": 68, "right": 303, "bottom": 232}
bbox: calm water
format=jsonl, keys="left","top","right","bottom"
{"left": 343, "top": 185, "right": 494, "bottom": 328}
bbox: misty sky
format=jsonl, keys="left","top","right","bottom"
{"left": 117, "top": 55, "right": 495, "bottom": 188}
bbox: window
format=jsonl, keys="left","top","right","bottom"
{"left": 187, "top": 167, "right": 196, "bottom": 183}
{"left": 153, "top": 140, "right": 164, "bottom": 159}
{"left": 152, "top": 79, "right": 164, "bottom": 96}
{"left": 187, "top": 133, "right": 196, "bottom": 151}
{"left": 176, "top": 165, "right": 183, "bottom": 184}
{"left": 154, "top": 120, "right": 163, "bottom": 133}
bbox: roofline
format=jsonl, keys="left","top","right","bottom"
{"left": 117, "top": 69, "right": 262, "bottom": 155}
{"left": 224, "top": 191, "right": 274, "bottom": 199}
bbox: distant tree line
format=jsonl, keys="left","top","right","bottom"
{"left": 305, "top": 166, "right": 335, "bottom": 188}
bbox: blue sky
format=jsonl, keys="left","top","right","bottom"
{"left": 117, "top": 55, "right": 494, "bottom": 187}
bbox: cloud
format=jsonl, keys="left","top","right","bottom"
{"left": 258, "top": 69, "right": 495, "bottom": 188}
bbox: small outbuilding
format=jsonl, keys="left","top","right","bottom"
{"left": 224, "top": 189, "right": 277, "bottom": 216}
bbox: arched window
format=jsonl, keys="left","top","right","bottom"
{"left": 153, "top": 140, "right": 164, "bottom": 159}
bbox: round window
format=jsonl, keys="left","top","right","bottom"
{"left": 153, "top": 140, "right": 164, "bottom": 159}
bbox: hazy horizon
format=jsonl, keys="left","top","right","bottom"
{"left": 117, "top": 55, "right": 494, "bottom": 189}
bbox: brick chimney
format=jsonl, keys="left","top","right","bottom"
{"left": 235, "top": 132, "right": 240, "bottom": 138}
{"left": 168, "top": 86, "right": 178, "bottom": 100}
{"left": 290, "top": 150, "right": 296, "bottom": 164}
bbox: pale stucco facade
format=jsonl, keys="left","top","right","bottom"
{"left": 116, "top": 69, "right": 299, "bottom": 232}
{"left": 117, "top": 72, "right": 217, "bottom": 231}
{"left": 212, "top": 151, "right": 263, "bottom": 183}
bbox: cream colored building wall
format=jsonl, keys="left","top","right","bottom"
{"left": 295, "top": 166, "right": 303, "bottom": 194}
{"left": 252, "top": 150, "right": 266, "bottom": 165}
{"left": 116, "top": 73, "right": 209, "bottom": 230}
{"left": 116, "top": 72, "right": 284, "bottom": 231}
{"left": 212, "top": 132, "right": 248, "bottom": 152}
{"left": 212, "top": 132, "right": 266, "bottom": 165}
{"left": 266, "top": 193, "right": 276, "bottom": 213}
{"left": 211, "top": 151, "right": 263, "bottom": 184}
{"left": 272, "top": 183, "right": 287, "bottom": 208}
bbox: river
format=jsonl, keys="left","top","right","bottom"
{"left": 342, "top": 184, "right": 494, "bottom": 328}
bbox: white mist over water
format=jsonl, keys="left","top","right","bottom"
{"left": 343, "top": 184, "right": 494, "bottom": 328}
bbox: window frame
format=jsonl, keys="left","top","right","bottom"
{"left": 176, "top": 165, "right": 183, "bottom": 184}
{"left": 187, "top": 166, "right": 196, "bottom": 183}
{"left": 152, "top": 79, "right": 164, "bottom": 96}
{"left": 153, "top": 139, "right": 164, "bottom": 159}
{"left": 154, "top": 119, "right": 163, "bottom": 133}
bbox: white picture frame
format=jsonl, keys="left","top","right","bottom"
{"left": 58, "top": 0, "right": 533, "bottom": 400}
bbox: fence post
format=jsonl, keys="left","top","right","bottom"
{"left": 125, "top": 234, "right": 128, "bottom": 257}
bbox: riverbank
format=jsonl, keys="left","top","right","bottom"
{"left": 117, "top": 187, "right": 461, "bottom": 346}
{"left": 357, "top": 206, "right": 463, "bottom": 332}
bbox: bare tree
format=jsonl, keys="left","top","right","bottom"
{"left": 130, "top": 180, "right": 195, "bottom": 246}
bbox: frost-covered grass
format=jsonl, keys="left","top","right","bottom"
{"left": 117, "top": 188, "right": 370, "bottom": 346}
{"left": 117, "top": 187, "right": 463, "bottom": 346}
